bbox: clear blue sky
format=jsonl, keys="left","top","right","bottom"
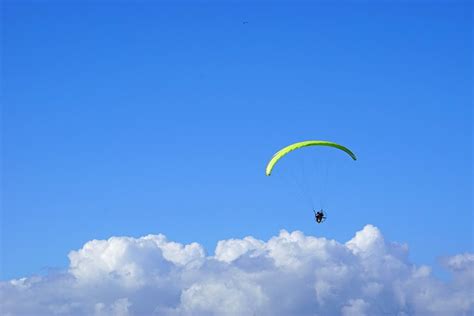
{"left": 2, "top": 1, "right": 472, "bottom": 280}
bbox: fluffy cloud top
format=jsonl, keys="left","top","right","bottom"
{"left": 1, "top": 225, "right": 472, "bottom": 316}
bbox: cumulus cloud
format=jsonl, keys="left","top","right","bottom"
{"left": 1, "top": 225, "right": 472, "bottom": 316}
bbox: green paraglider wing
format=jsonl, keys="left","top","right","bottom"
{"left": 265, "top": 140, "right": 356, "bottom": 176}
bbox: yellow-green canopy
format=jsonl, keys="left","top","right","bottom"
{"left": 265, "top": 140, "right": 356, "bottom": 176}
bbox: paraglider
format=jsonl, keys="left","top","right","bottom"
{"left": 314, "top": 210, "right": 326, "bottom": 223}
{"left": 265, "top": 140, "right": 356, "bottom": 176}
{"left": 265, "top": 140, "right": 356, "bottom": 224}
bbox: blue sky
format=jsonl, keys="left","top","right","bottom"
{"left": 2, "top": 0, "right": 472, "bottom": 283}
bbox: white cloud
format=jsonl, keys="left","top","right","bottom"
{"left": 1, "top": 225, "right": 472, "bottom": 316}
{"left": 341, "top": 298, "right": 369, "bottom": 316}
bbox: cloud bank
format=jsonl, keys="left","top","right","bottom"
{"left": 1, "top": 225, "right": 473, "bottom": 316}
